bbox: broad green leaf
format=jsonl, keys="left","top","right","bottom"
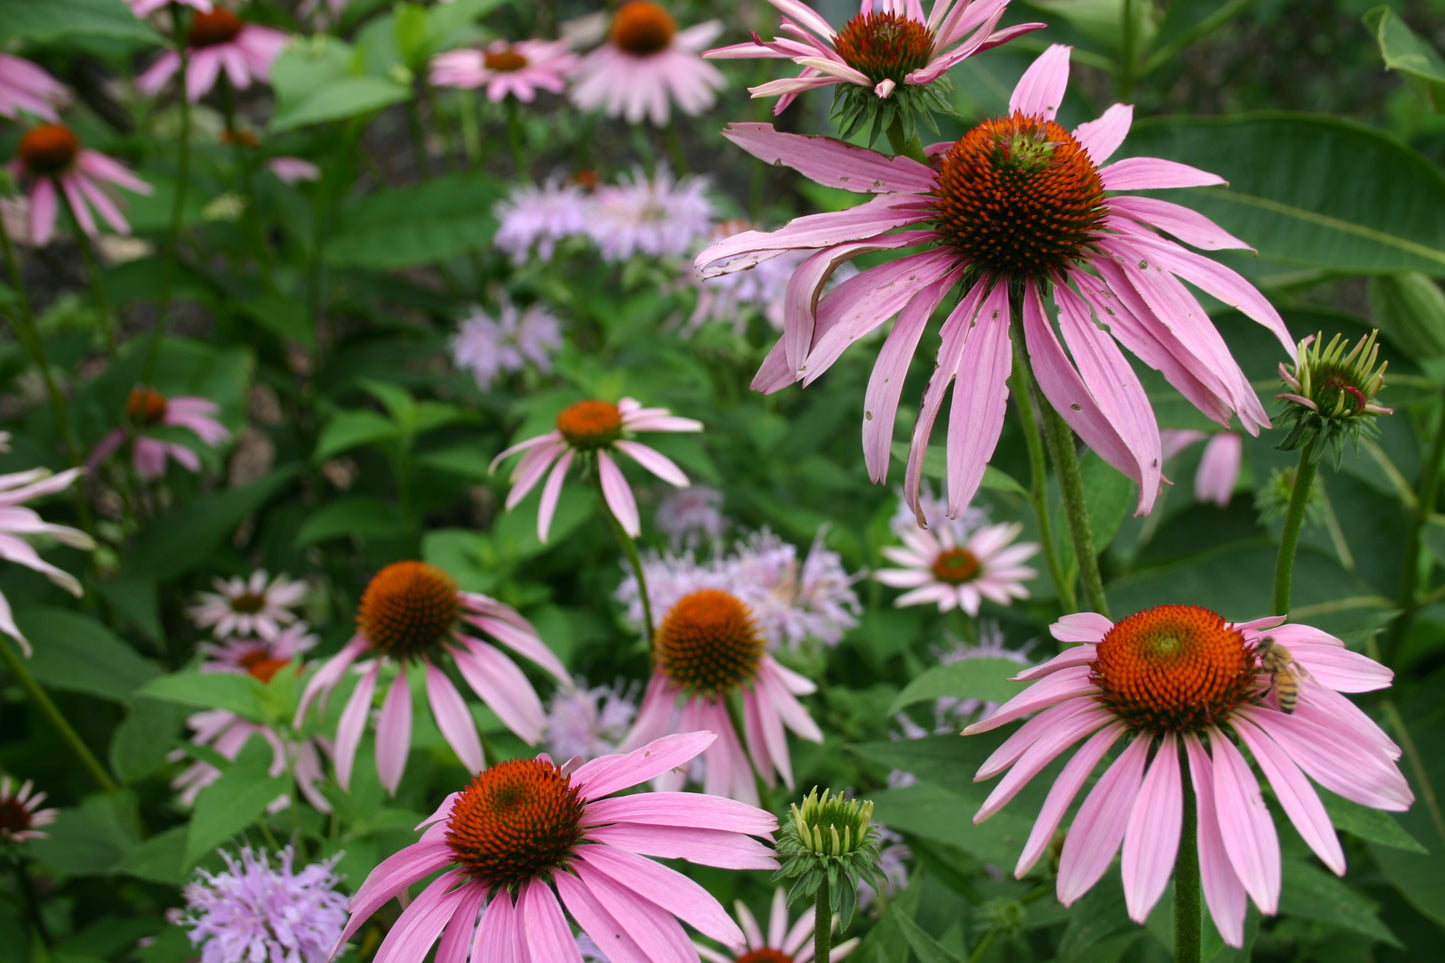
{"left": 294, "top": 496, "right": 417, "bottom": 547}
{"left": 869, "top": 782, "right": 1037, "bottom": 870}
{"left": 1365, "top": 6, "right": 1445, "bottom": 105}
{"left": 314, "top": 408, "right": 399, "bottom": 460}
{"left": 268, "top": 37, "right": 410, "bottom": 132}
{"left": 1121, "top": 115, "right": 1445, "bottom": 276}
{"left": 422, "top": 528, "right": 499, "bottom": 594}
{"left": 889, "top": 658, "right": 1029, "bottom": 715}
{"left": 416, "top": 445, "right": 498, "bottom": 481}
{"left": 236, "top": 294, "right": 318, "bottom": 350}
{"left": 892, "top": 911, "right": 966, "bottom": 963}
{"left": 137, "top": 671, "right": 268, "bottom": 724}
{"left": 272, "top": 75, "right": 411, "bottom": 131}
{"left": 90, "top": 573, "right": 162, "bottom": 647}
{"left": 1280, "top": 858, "right": 1401, "bottom": 946}
{"left": 109, "top": 698, "right": 189, "bottom": 783}
{"left": 323, "top": 172, "right": 505, "bottom": 268}
{"left": 19, "top": 608, "right": 158, "bottom": 703}
{"left": 115, "top": 826, "right": 187, "bottom": 886}
{"left": 0, "top": 0, "right": 160, "bottom": 45}
{"left": 1369, "top": 273, "right": 1445, "bottom": 359}
{"left": 1319, "top": 789, "right": 1425, "bottom": 852}
{"left": 184, "top": 742, "right": 288, "bottom": 867}
{"left": 852, "top": 734, "right": 1008, "bottom": 795}
{"left": 28, "top": 791, "right": 141, "bottom": 879}
{"left": 128, "top": 467, "right": 297, "bottom": 582}
{"left": 1023, "top": 0, "right": 1153, "bottom": 56}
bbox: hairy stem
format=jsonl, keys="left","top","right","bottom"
{"left": 1175, "top": 756, "right": 1201, "bottom": 963}
{"left": 814, "top": 873, "right": 832, "bottom": 963}
{"left": 1009, "top": 344, "right": 1074, "bottom": 613}
{"left": 1271, "top": 441, "right": 1318, "bottom": 616}
{"left": 1036, "top": 386, "right": 1108, "bottom": 617}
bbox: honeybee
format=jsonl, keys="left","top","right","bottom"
{"left": 1256, "top": 637, "right": 1309, "bottom": 714}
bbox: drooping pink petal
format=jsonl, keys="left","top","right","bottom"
{"left": 376, "top": 668, "right": 414, "bottom": 794}
{"left": 334, "top": 662, "right": 379, "bottom": 790}
{"left": 584, "top": 822, "right": 778, "bottom": 870}
{"left": 1013, "top": 722, "right": 1127, "bottom": 875}
{"left": 570, "top": 862, "right": 699, "bottom": 963}
{"left": 1184, "top": 735, "right": 1248, "bottom": 948}
{"left": 1209, "top": 730, "right": 1280, "bottom": 914}
{"left": 472, "top": 888, "right": 522, "bottom": 962}
{"left": 720, "top": 123, "right": 939, "bottom": 195}
{"left": 576, "top": 844, "right": 745, "bottom": 946}
{"left": 581, "top": 792, "right": 777, "bottom": 836}
{"left": 1057, "top": 734, "right": 1151, "bottom": 905}
{"left": 1232, "top": 715, "right": 1344, "bottom": 874}
{"left": 1121, "top": 732, "right": 1183, "bottom": 922}
{"left": 1106, "top": 196, "right": 1250, "bottom": 251}
{"left": 573, "top": 731, "right": 716, "bottom": 800}
{"left": 424, "top": 661, "right": 484, "bottom": 774}
{"left": 597, "top": 450, "right": 641, "bottom": 536}
{"left": 962, "top": 666, "right": 1094, "bottom": 735}
{"left": 614, "top": 440, "right": 688, "bottom": 487}
{"left": 554, "top": 871, "right": 655, "bottom": 963}
{"left": 435, "top": 882, "right": 486, "bottom": 963}
{"left": 372, "top": 872, "right": 466, "bottom": 963}
{"left": 535, "top": 447, "right": 574, "bottom": 543}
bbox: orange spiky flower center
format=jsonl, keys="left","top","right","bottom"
{"left": 239, "top": 648, "right": 290, "bottom": 683}
{"left": 833, "top": 11, "right": 934, "bottom": 86}
{"left": 484, "top": 46, "right": 529, "bottom": 72}
{"left": 655, "top": 589, "right": 765, "bottom": 695}
{"left": 610, "top": 0, "right": 676, "bottom": 55}
{"left": 188, "top": 8, "right": 244, "bottom": 48}
{"left": 931, "top": 547, "right": 981, "bottom": 585}
{"left": 125, "top": 386, "right": 168, "bottom": 427}
{"left": 446, "top": 758, "right": 585, "bottom": 892}
{"left": 1090, "top": 604, "right": 1255, "bottom": 734}
{"left": 933, "top": 113, "right": 1107, "bottom": 278}
{"left": 737, "top": 950, "right": 795, "bottom": 963}
{"left": 357, "top": 561, "right": 460, "bottom": 661}
{"left": 17, "top": 124, "right": 80, "bottom": 176}
{"left": 556, "top": 400, "right": 623, "bottom": 450}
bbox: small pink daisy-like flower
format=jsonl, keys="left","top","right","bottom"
{"left": 570, "top": 0, "right": 726, "bottom": 126}
{"left": 707, "top": 0, "right": 1042, "bottom": 111}
{"left": 697, "top": 45, "right": 1293, "bottom": 522}
{"left": 655, "top": 484, "right": 727, "bottom": 549}
{"left": 1161, "top": 429, "right": 1243, "bottom": 507}
{"left": 0, "top": 775, "right": 59, "bottom": 842}
{"left": 7, "top": 123, "right": 152, "bottom": 248}
{"left": 173, "top": 844, "right": 347, "bottom": 963}
{"left": 334, "top": 731, "right": 777, "bottom": 963}
{"left": 875, "top": 519, "right": 1037, "bottom": 615}
{"left": 129, "top": 0, "right": 213, "bottom": 17}
{"left": 494, "top": 178, "right": 591, "bottom": 264}
{"left": 88, "top": 386, "right": 231, "bottom": 480}
{"left": 188, "top": 570, "right": 308, "bottom": 640}
{"left": 491, "top": 397, "right": 702, "bottom": 543}
{"left": 544, "top": 677, "right": 640, "bottom": 763}
{"left": 966, "top": 605, "right": 1413, "bottom": 947}
{"left": 697, "top": 887, "right": 859, "bottom": 963}
{"left": 0, "top": 465, "right": 93, "bottom": 657}
{"left": 0, "top": 54, "right": 67, "bottom": 122}
{"left": 586, "top": 166, "right": 714, "bottom": 262}
{"left": 430, "top": 38, "right": 579, "bottom": 102}
{"left": 451, "top": 297, "right": 563, "bottom": 391}
{"left": 294, "top": 561, "right": 568, "bottom": 795}
{"left": 137, "top": 7, "right": 289, "bottom": 103}
{"left": 623, "top": 589, "right": 823, "bottom": 805}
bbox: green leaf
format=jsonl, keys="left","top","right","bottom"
{"left": 323, "top": 172, "right": 505, "bottom": 269}
{"left": 1279, "top": 857, "right": 1401, "bottom": 946}
{"left": 268, "top": 37, "right": 411, "bottom": 132}
{"left": 893, "top": 910, "right": 966, "bottom": 963}
{"left": 314, "top": 408, "right": 399, "bottom": 461}
{"left": 422, "top": 528, "right": 499, "bottom": 593}
{"left": 416, "top": 445, "right": 499, "bottom": 481}
{"left": 136, "top": 671, "right": 268, "bottom": 724}
{"left": 1365, "top": 6, "right": 1445, "bottom": 105}
{"left": 294, "top": 496, "right": 417, "bottom": 547}
{"left": 1369, "top": 273, "right": 1445, "bottom": 359}
{"left": 889, "top": 442, "right": 1028, "bottom": 496}
{"left": 236, "top": 293, "right": 318, "bottom": 350}
{"left": 889, "top": 657, "right": 1028, "bottom": 715}
{"left": 115, "top": 826, "right": 187, "bottom": 886}
{"left": 869, "top": 782, "right": 1037, "bottom": 870}
{"left": 1320, "top": 788, "right": 1426, "bottom": 852}
{"left": 109, "top": 698, "right": 189, "bottom": 783}
{"left": 128, "top": 467, "right": 297, "bottom": 582}
{"left": 28, "top": 791, "right": 141, "bottom": 879}
{"left": 184, "top": 742, "right": 288, "bottom": 867}
{"left": 0, "top": 0, "right": 161, "bottom": 45}
{"left": 19, "top": 608, "right": 158, "bottom": 703}
{"left": 1120, "top": 114, "right": 1445, "bottom": 276}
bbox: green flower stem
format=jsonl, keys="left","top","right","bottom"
{"left": 1118, "top": 0, "right": 1137, "bottom": 102}
{"left": 503, "top": 99, "right": 528, "bottom": 176}
{"left": 1035, "top": 382, "right": 1109, "bottom": 618}
{"left": 1271, "top": 440, "right": 1318, "bottom": 616}
{"left": 64, "top": 208, "right": 118, "bottom": 357}
{"left": 218, "top": 75, "right": 271, "bottom": 273}
{"left": 1009, "top": 343, "right": 1074, "bottom": 613}
{"left": 1383, "top": 395, "right": 1445, "bottom": 665}
{"left": 0, "top": 641, "right": 117, "bottom": 793}
{"left": 814, "top": 872, "right": 833, "bottom": 963}
{"left": 407, "top": 96, "right": 433, "bottom": 179}
{"left": 593, "top": 469, "right": 654, "bottom": 643}
{"left": 14, "top": 859, "right": 51, "bottom": 949}
{"left": 141, "top": 6, "right": 194, "bottom": 389}
{"left": 884, "top": 118, "right": 926, "bottom": 164}
{"left": 1175, "top": 757, "right": 1201, "bottom": 963}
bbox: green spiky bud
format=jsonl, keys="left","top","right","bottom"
{"left": 1276, "top": 330, "right": 1393, "bottom": 465}
{"left": 773, "top": 788, "right": 886, "bottom": 930}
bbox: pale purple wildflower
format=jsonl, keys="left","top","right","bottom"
{"left": 585, "top": 166, "right": 714, "bottom": 262}
{"left": 543, "top": 677, "right": 640, "bottom": 762}
{"left": 494, "top": 178, "right": 590, "bottom": 264}
{"left": 451, "top": 297, "right": 563, "bottom": 390}
{"left": 729, "top": 528, "right": 862, "bottom": 650}
{"left": 655, "top": 484, "right": 728, "bottom": 549}
{"left": 173, "top": 845, "right": 347, "bottom": 963}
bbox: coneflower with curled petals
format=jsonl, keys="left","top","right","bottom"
{"left": 966, "top": 605, "right": 1412, "bottom": 946}
{"left": 333, "top": 732, "right": 777, "bottom": 963}
{"left": 136, "top": 6, "right": 289, "bottom": 102}
{"left": 491, "top": 397, "right": 702, "bottom": 543}
{"left": 7, "top": 123, "right": 152, "bottom": 247}
{"left": 294, "top": 561, "right": 569, "bottom": 794}
{"left": 0, "top": 465, "right": 93, "bottom": 656}
{"left": 88, "top": 386, "right": 230, "bottom": 480}
{"left": 696, "top": 45, "right": 1293, "bottom": 523}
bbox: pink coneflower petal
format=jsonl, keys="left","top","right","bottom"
{"left": 334, "top": 663, "right": 379, "bottom": 789}
{"left": 1056, "top": 734, "right": 1150, "bottom": 906}
{"left": 1121, "top": 733, "right": 1182, "bottom": 922}
{"left": 536, "top": 447, "right": 574, "bottom": 542}
{"left": 1072, "top": 103, "right": 1133, "bottom": 166}
{"left": 1008, "top": 40, "right": 1069, "bottom": 118}
{"left": 1185, "top": 735, "right": 1249, "bottom": 947}
{"left": 519, "top": 880, "right": 584, "bottom": 963}
{"left": 1209, "top": 733, "right": 1280, "bottom": 913}
{"left": 597, "top": 450, "right": 641, "bottom": 536}
{"left": 449, "top": 638, "right": 547, "bottom": 742}
{"left": 1013, "top": 722, "right": 1128, "bottom": 876}
{"left": 577, "top": 845, "right": 745, "bottom": 945}
{"left": 425, "top": 661, "right": 485, "bottom": 773}
{"left": 1232, "top": 715, "right": 1344, "bottom": 874}
{"left": 375, "top": 675, "right": 413, "bottom": 794}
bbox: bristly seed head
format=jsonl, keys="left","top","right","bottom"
{"left": 931, "top": 547, "right": 980, "bottom": 585}
{"left": 933, "top": 113, "right": 1107, "bottom": 278}
{"left": 609, "top": 1, "right": 676, "bottom": 56}
{"left": 17, "top": 124, "right": 80, "bottom": 176}
{"left": 446, "top": 758, "right": 585, "bottom": 893}
{"left": 125, "top": 386, "right": 168, "bottom": 427}
{"left": 187, "top": 8, "right": 245, "bottom": 48}
{"left": 832, "top": 12, "right": 934, "bottom": 86}
{"left": 556, "top": 400, "right": 623, "bottom": 450}
{"left": 357, "top": 561, "right": 460, "bottom": 661}
{"left": 484, "top": 46, "right": 529, "bottom": 72}
{"left": 654, "top": 589, "right": 764, "bottom": 695}
{"left": 1091, "top": 605, "right": 1256, "bottom": 734}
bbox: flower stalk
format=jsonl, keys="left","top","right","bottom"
{"left": 1271, "top": 441, "right": 1318, "bottom": 616}
{"left": 595, "top": 468, "right": 655, "bottom": 642}
{"left": 1036, "top": 383, "right": 1108, "bottom": 618}
{"left": 0, "top": 640, "right": 117, "bottom": 793}
{"left": 1175, "top": 760, "right": 1201, "bottom": 963}
{"left": 1010, "top": 343, "right": 1074, "bottom": 613}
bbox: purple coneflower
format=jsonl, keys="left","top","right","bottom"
{"left": 491, "top": 398, "right": 702, "bottom": 543}
{"left": 295, "top": 561, "right": 568, "bottom": 794}
{"left": 430, "top": 38, "right": 579, "bottom": 102}
{"left": 697, "top": 887, "right": 859, "bottom": 963}
{"left": 876, "top": 519, "right": 1037, "bottom": 615}
{"left": 89, "top": 386, "right": 230, "bottom": 480}
{"left": 334, "top": 732, "right": 776, "bottom": 963}
{"left": 570, "top": 0, "right": 725, "bottom": 126}
{"left": 7, "top": 123, "right": 151, "bottom": 247}
{"left": 137, "top": 7, "right": 289, "bottom": 102}
{"left": 696, "top": 45, "right": 1293, "bottom": 521}
{"left": 0, "top": 465, "right": 93, "bottom": 656}
{"left": 188, "top": 570, "right": 308, "bottom": 640}
{"left": 655, "top": 484, "right": 728, "bottom": 549}
{"left": 966, "top": 605, "right": 1412, "bottom": 946}
{"left": 707, "top": 0, "right": 1041, "bottom": 111}
{"left": 0, "top": 776, "right": 59, "bottom": 842}
{"left": 623, "top": 589, "right": 823, "bottom": 805}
